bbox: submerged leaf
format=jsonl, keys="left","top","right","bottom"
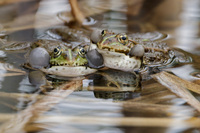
{"left": 152, "top": 71, "right": 200, "bottom": 112}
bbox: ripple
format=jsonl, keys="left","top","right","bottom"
{"left": 190, "top": 71, "right": 200, "bottom": 78}
{"left": 3, "top": 42, "right": 31, "bottom": 51}
{"left": 129, "top": 32, "right": 169, "bottom": 41}
{"left": 0, "top": 50, "right": 6, "bottom": 58}
{"left": 0, "top": 24, "right": 7, "bottom": 37}
{"left": 57, "top": 11, "right": 97, "bottom": 25}
{"left": 82, "top": 17, "right": 97, "bottom": 25}
{"left": 46, "top": 26, "right": 90, "bottom": 44}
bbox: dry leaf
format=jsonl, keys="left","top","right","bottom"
{"left": 130, "top": 90, "right": 177, "bottom": 104}
{"left": 123, "top": 102, "right": 194, "bottom": 117}
{"left": 69, "top": 0, "right": 85, "bottom": 24}
{"left": 152, "top": 71, "right": 200, "bottom": 112}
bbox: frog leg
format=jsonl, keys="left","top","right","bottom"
{"left": 98, "top": 72, "right": 121, "bottom": 89}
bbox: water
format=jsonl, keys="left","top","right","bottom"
{"left": 0, "top": 0, "right": 199, "bottom": 133}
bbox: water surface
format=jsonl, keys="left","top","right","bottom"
{"left": 0, "top": 0, "right": 200, "bottom": 133}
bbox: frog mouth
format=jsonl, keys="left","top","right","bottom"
{"left": 101, "top": 45, "right": 130, "bottom": 54}
{"left": 50, "top": 61, "right": 86, "bottom": 67}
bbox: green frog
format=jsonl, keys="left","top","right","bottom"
{"left": 28, "top": 42, "right": 103, "bottom": 77}
{"left": 90, "top": 30, "right": 143, "bottom": 72}
{"left": 42, "top": 46, "right": 98, "bottom": 77}
{"left": 90, "top": 29, "right": 190, "bottom": 71}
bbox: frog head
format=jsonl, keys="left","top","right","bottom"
{"left": 50, "top": 46, "right": 88, "bottom": 67}
{"left": 91, "top": 30, "right": 136, "bottom": 54}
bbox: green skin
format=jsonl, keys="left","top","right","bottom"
{"left": 97, "top": 31, "right": 151, "bottom": 54}
{"left": 93, "top": 31, "right": 177, "bottom": 71}
{"left": 40, "top": 46, "right": 98, "bottom": 77}
{"left": 50, "top": 48, "right": 88, "bottom": 67}
{"left": 97, "top": 33, "right": 134, "bottom": 54}
{"left": 90, "top": 31, "right": 142, "bottom": 72}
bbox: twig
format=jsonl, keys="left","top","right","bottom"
{"left": 0, "top": 73, "right": 26, "bottom": 77}
{"left": 35, "top": 115, "right": 200, "bottom": 128}
{"left": 69, "top": 0, "right": 85, "bottom": 25}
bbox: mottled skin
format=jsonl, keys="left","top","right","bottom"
{"left": 97, "top": 30, "right": 136, "bottom": 54}
{"left": 50, "top": 46, "right": 88, "bottom": 67}
{"left": 90, "top": 30, "right": 142, "bottom": 72}
{"left": 40, "top": 46, "right": 99, "bottom": 77}
{"left": 94, "top": 30, "right": 178, "bottom": 68}
{"left": 28, "top": 43, "right": 99, "bottom": 77}
{"left": 96, "top": 30, "right": 169, "bottom": 55}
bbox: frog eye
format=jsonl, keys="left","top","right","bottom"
{"left": 78, "top": 47, "right": 86, "bottom": 57}
{"left": 53, "top": 46, "right": 62, "bottom": 58}
{"left": 101, "top": 30, "right": 107, "bottom": 36}
{"left": 117, "top": 34, "right": 128, "bottom": 45}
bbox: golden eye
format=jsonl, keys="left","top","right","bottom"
{"left": 101, "top": 30, "right": 107, "bottom": 37}
{"left": 78, "top": 47, "right": 86, "bottom": 57}
{"left": 53, "top": 46, "right": 62, "bottom": 58}
{"left": 117, "top": 34, "right": 128, "bottom": 45}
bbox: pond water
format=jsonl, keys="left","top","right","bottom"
{"left": 0, "top": 0, "right": 200, "bottom": 133}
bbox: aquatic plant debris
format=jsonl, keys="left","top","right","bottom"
{"left": 69, "top": 0, "right": 85, "bottom": 25}
{"left": 152, "top": 71, "right": 200, "bottom": 112}
{"left": 59, "top": 0, "right": 144, "bottom": 25}
{"left": 35, "top": 115, "right": 200, "bottom": 128}
{"left": 0, "top": 80, "right": 82, "bottom": 133}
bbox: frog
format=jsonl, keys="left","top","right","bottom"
{"left": 89, "top": 30, "right": 143, "bottom": 72}
{"left": 90, "top": 29, "right": 191, "bottom": 72}
{"left": 28, "top": 42, "right": 104, "bottom": 77}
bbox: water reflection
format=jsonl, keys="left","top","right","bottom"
{"left": 94, "top": 91, "right": 140, "bottom": 101}
{"left": 176, "top": 0, "right": 200, "bottom": 51}
{"left": 165, "top": 64, "right": 199, "bottom": 81}
{"left": 0, "top": 0, "right": 200, "bottom": 132}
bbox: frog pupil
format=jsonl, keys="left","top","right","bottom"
{"left": 81, "top": 49, "right": 85, "bottom": 53}
{"left": 101, "top": 30, "right": 105, "bottom": 36}
{"left": 122, "top": 36, "right": 126, "bottom": 40}
{"left": 54, "top": 48, "right": 58, "bottom": 52}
